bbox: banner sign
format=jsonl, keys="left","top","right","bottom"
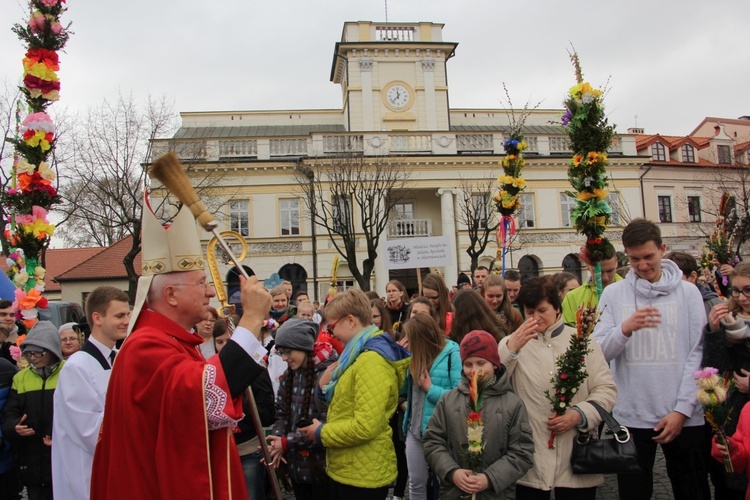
{"left": 382, "top": 236, "right": 453, "bottom": 270}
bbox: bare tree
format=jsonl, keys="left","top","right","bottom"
{"left": 56, "top": 93, "right": 177, "bottom": 301}
{"left": 456, "top": 176, "right": 499, "bottom": 273}
{"left": 295, "top": 154, "right": 411, "bottom": 291}
{"left": 0, "top": 79, "right": 23, "bottom": 256}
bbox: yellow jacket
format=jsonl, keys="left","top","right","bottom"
{"left": 320, "top": 335, "right": 410, "bottom": 488}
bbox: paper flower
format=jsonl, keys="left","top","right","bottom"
{"left": 9, "top": 345, "right": 21, "bottom": 362}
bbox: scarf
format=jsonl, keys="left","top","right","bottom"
{"left": 386, "top": 301, "right": 403, "bottom": 311}
{"left": 269, "top": 308, "right": 289, "bottom": 322}
{"left": 322, "top": 324, "right": 380, "bottom": 403}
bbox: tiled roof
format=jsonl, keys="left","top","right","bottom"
{"left": 0, "top": 246, "right": 105, "bottom": 292}
{"left": 451, "top": 124, "right": 566, "bottom": 135}
{"left": 174, "top": 124, "right": 347, "bottom": 140}
{"left": 55, "top": 236, "right": 141, "bottom": 282}
{"left": 736, "top": 140, "right": 750, "bottom": 154}
{"left": 635, "top": 134, "right": 710, "bottom": 151}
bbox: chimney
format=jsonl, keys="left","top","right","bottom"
{"left": 628, "top": 127, "right": 644, "bottom": 134}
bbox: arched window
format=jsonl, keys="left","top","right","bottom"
{"left": 518, "top": 255, "right": 540, "bottom": 282}
{"left": 651, "top": 142, "right": 666, "bottom": 161}
{"left": 279, "top": 263, "right": 308, "bottom": 298}
{"left": 225, "top": 266, "right": 255, "bottom": 316}
{"left": 562, "top": 254, "right": 583, "bottom": 283}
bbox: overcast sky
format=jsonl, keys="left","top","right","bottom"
{"left": 1, "top": 0, "right": 749, "bottom": 136}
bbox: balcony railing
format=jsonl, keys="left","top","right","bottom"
{"left": 156, "top": 130, "right": 638, "bottom": 162}
{"left": 270, "top": 138, "right": 308, "bottom": 156}
{"left": 219, "top": 140, "right": 258, "bottom": 158}
{"left": 388, "top": 219, "right": 432, "bottom": 238}
{"left": 390, "top": 135, "right": 432, "bottom": 153}
{"left": 456, "top": 134, "right": 493, "bottom": 153}
{"left": 549, "top": 137, "right": 572, "bottom": 153}
{"left": 376, "top": 26, "right": 415, "bottom": 41}
{"left": 323, "top": 135, "right": 364, "bottom": 154}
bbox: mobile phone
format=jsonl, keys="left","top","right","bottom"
{"left": 296, "top": 418, "right": 313, "bottom": 428}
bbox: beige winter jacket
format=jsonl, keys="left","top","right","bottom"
{"left": 498, "top": 315, "right": 617, "bottom": 491}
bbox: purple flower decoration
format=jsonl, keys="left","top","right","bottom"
{"left": 561, "top": 109, "right": 573, "bottom": 126}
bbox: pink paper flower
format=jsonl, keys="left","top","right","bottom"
{"left": 694, "top": 367, "right": 719, "bottom": 379}
{"left": 9, "top": 345, "right": 21, "bottom": 362}
{"left": 21, "top": 112, "right": 55, "bottom": 134}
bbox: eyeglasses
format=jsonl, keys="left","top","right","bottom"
{"left": 276, "top": 348, "right": 292, "bottom": 357}
{"left": 327, "top": 316, "right": 345, "bottom": 333}
{"left": 23, "top": 350, "right": 48, "bottom": 359}
{"left": 730, "top": 287, "right": 750, "bottom": 298}
{"left": 173, "top": 281, "right": 210, "bottom": 289}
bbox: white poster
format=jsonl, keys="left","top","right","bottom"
{"left": 382, "top": 235, "right": 453, "bottom": 270}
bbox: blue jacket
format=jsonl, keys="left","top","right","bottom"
{"left": 403, "top": 340, "right": 461, "bottom": 435}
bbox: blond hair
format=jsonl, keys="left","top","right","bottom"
{"left": 401, "top": 314, "right": 445, "bottom": 382}
{"left": 324, "top": 289, "right": 372, "bottom": 326}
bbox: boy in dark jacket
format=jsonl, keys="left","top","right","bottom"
{"left": 0, "top": 321, "right": 64, "bottom": 500}
{"left": 423, "top": 330, "right": 534, "bottom": 499}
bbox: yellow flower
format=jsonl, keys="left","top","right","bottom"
{"left": 35, "top": 266, "right": 46, "bottom": 279}
{"left": 513, "top": 177, "right": 526, "bottom": 189}
{"left": 572, "top": 154, "right": 583, "bottom": 166}
{"left": 518, "top": 141, "right": 528, "bottom": 151}
{"left": 593, "top": 188, "right": 609, "bottom": 199}
{"left": 502, "top": 198, "right": 516, "bottom": 209}
{"left": 502, "top": 175, "right": 515, "bottom": 185}
{"left": 577, "top": 191, "right": 595, "bottom": 201}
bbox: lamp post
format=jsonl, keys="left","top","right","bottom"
{"left": 297, "top": 161, "right": 319, "bottom": 301}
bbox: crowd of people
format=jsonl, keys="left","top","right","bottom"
{"left": 1, "top": 216, "right": 750, "bottom": 499}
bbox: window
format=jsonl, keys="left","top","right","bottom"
{"left": 560, "top": 193, "right": 577, "bottom": 227}
{"left": 517, "top": 193, "right": 535, "bottom": 228}
{"left": 472, "top": 194, "right": 490, "bottom": 229}
{"left": 688, "top": 196, "right": 701, "bottom": 222}
{"left": 394, "top": 202, "right": 414, "bottom": 220}
{"left": 606, "top": 192, "right": 621, "bottom": 226}
{"left": 279, "top": 198, "right": 300, "bottom": 236}
{"left": 651, "top": 142, "right": 666, "bottom": 161}
{"left": 657, "top": 195, "right": 672, "bottom": 223}
{"left": 332, "top": 195, "right": 351, "bottom": 233}
{"left": 717, "top": 145, "right": 732, "bottom": 164}
{"left": 681, "top": 144, "right": 695, "bottom": 163}
{"left": 229, "top": 200, "right": 249, "bottom": 236}
{"left": 319, "top": 280, "right": 356, "bottom": 299}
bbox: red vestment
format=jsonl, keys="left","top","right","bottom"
{"left": 90, "top": 310, "right": 248, "bottom": 500}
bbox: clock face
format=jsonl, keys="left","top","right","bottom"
{"left": 386, "top": 84, "right": 411, "bottom": 109}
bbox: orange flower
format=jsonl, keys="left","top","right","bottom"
{"left": 20, "top": 289, "right": 42, "bottom": 309}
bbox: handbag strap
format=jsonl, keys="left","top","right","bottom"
{"left": 586, "top": 400, "right": 630, "bottom": 441}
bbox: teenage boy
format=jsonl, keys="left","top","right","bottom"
{"left": 593, "top": 219, "right": 709, "bottom": 500}
{"left": 52, "top": 286, "right": 131, "bottom": 500}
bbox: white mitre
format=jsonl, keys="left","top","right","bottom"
{"left": 128, "top": 203, "right": 205, "bottom": 334}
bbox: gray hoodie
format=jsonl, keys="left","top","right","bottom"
{"left": 593, "top": 259, "right": 706, "bottom": 428}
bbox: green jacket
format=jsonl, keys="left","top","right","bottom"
{"left": 0, "top": 361, "right": 64, "bottom": 487}
{"left": 423, "top": 367, "right": 534, "bottom": 499}
{"left": 561, "top": 274, "right": 623, "bottom": 327}
{"left": 320, "top": 334, "right": 410, "bottom": 488}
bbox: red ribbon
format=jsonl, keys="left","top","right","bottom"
{"left": 496, "top": 216, "right": 517, "bottom": 247}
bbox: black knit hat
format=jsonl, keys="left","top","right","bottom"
{"left": 275, "top": 318, "right": 318, "bottom": 352}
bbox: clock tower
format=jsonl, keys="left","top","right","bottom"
{"left": 330, "top": 22, "right": 458, "bottom": 132}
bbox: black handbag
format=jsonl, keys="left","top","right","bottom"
{"left": 570, "top": 400, "right": 641, "bottom": 475}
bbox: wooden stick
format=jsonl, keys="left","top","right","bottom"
{"left": 149, "top": 152, "right": 217, "bottom": 230}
